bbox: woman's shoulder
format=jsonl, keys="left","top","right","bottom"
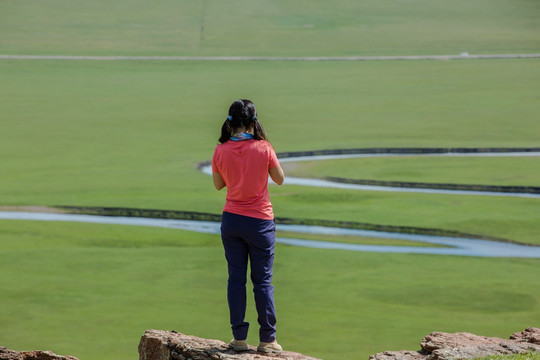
{"left": 216, "top": 139, "right": 274, "bottom": 153}
{"left": 249, "top": 139, "right": 273, "bottom": 152}
{"left": 215, "top": 140, "right": 233, "bottom": 149}
{"left": 255, "top": 139, "right": 273, "bottom": 148}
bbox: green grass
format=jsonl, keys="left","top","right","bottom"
{"left": 1, "top": 220, "right": 538, "bottom": 360}
{"left": 1, "top": 59, "right": 539, "bottom": 245}
{"left": 476, "top": 353, "right": 540, "bottom": 360}
{"left": 276, "top": 231, "right": 445, "bottom": 247}
{"left": 1, "top": 59, "right": 539, "bottom": 200}
{"left": 1, "top": 1, "right": 540, "bottom": 359}
{"left": 271, "top": 186, "right": 540, "bottom": 246}
{"left": 1, "top": 0, "right": 539, "bottom": 56}
{"left": 282, "top": 156, "right": 540, "bottom": 187}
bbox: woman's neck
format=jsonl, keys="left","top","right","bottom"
{"left": 234, "top": 127, "right": 253, "bottom": 134}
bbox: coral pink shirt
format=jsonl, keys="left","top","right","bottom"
{"left": 212, "top": 140, "right": 279, "bottom": 220}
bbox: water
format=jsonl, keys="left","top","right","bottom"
{"left": 2, "top": 150, "right": 538, "bottom": 257}
{"left": 202, "top": 151, "right": 540, "bottom": 198}
{"left": 1, "top": 211, "right": 539, "bottom": 258}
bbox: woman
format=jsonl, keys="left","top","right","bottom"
{"left": 212, "top": 99, "right": 285, "bottom": 353}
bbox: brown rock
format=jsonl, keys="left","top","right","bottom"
{"left": 370, "top": 328, "right": 540, "bottom": 360}
{"left": 138, "top": 329, "right": 321, "bottom": 360}
{"left": 510, "top": 327, "right": 540, "bottom": 345}
{"left": 0, "top": 347, "right": 22, "bottom": 360}
{"left": 369, "top": 350, "right": 426, "bottom": 360}
{"left": 420, "top": 330, "right": 540, "bottom": 360}
{"left": 0, "top": 347, "right": 78, "bottom": 360}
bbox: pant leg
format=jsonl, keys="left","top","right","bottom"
{"left": 221, "top": 212, "right": 278, "bottom": 343}
{"left": 245, "top": 219, "right": 277, "bottom": 343}
{"left": 221, "top": 213, "right": 250, "bottom": 340}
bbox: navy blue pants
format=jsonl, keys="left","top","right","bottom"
{"left": 221, "top": 212, "right": 277, "bottom": 343}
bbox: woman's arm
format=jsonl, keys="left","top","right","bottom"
{"left": 213, "top": 172, "right": 226, "bottom": 190}
{"left": 269, "top": 164, "right": 285, "bottom": 185}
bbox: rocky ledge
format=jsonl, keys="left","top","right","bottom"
{"left": 138, "top": 329, "right": 321, "bottom": 360}
{"left": 370, "top": 327, "right": 540, "bottom": 360}
{"left": 2, "top": 327, "right": 537, "bottom": 360}
{"left": 0, "top": 347, "right": 79, "bottom": 360}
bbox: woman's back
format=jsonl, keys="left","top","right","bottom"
{"left": 213, "top": 139, "right": 278, "bottom": 220}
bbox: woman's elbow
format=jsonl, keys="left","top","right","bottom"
{"left": 270, "top": 167, "right": 285, "bottom": 185}
{"left": 213, "top": 173, "right": 226, "bottom": 190}
{"left": 213, "top": 179, "right": 226, "bottom": 190}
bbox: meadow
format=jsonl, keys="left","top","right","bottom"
{"left": 1, "top": 0, "right": 539, "bottom": 56}
{"left": 481, "top": 353, "right": 540, "bottom": 360}
{"left": 1, "top": 0, "right": 539, "bottom": 359}
{"left": 1, "top": 59, "right": 539, "bottom": 246}
{"left": 1, "top": 220, "right": 539, "bottom": 360}
{"left": 282, "top": 157, "right": 540, "bottom": 187}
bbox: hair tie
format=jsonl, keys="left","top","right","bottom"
{"left": 227, "top": 115, "right": 232, "bottom": 121}
{"left": 252, "top": 115, "right": 257, "bottom": 121}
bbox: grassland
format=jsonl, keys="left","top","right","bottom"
{"left": 1, "top": 59, "right": 539, "bottom": 245}
{"left": 282, "top": 157, "right": 540, "bottom": 187}
{"left": 477, "top": 353, "right": 540, "bottom": 360}
{"left": 1, "top": 0, "right": 539, "bottom": 56}
{"left": 275, "top": 231, "right": 445, "bottom": 247}
{"left": 1, "top": 0, "right": 539, "bottom": 359}
{"left": 270, "top": 187, "right": 540, "bottom": 246}
{"left": 1, "top": 220, "right": 538, "bottom": 360}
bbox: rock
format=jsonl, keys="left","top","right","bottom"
{"left": 369, "top": 328, "right": 540, "bottom": 360}
{"left": 0, "top": 347, "right": 20, "bottom": 360}
{"left": 510, "top": 327, "right": 540, "bottom": 345}
{"left": 138, "top": 329, "right": 321, "bottom": 360}
{"left": 369, "top": 350, "right": 427, "bottom": 360}
{"left": 0, "top": 347, "right": 79, "bottom": 360}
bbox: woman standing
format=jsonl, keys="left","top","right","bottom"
{"left": 212, "top": 99, "right": 285, "bottom": 353}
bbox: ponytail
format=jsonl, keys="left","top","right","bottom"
{"left": 218, "top": 120, "right": 233, "bottom": 144}
{"left": 252, "top": 118, "right": 268, "bottom": 141}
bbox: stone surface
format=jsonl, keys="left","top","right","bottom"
{"left": 138, "top": 329, "right": 321, "bottom": 360}
{"left": 369, "top": 350, "right": 427, "bottom": 360}
{"left": 510, "top": 327, "right": 540, "bottom": 345}
{"left": 0, "top": 347, "right": 79, "bottom": 360}
{"left": 369, "top": 328, "right": 540, "bottom": 360}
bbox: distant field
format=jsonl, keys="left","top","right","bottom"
{"left": 270, "top": 186, "right": 540, "bottom": 246}
{"left": 1, "top": 59, "right": 539, "bottom": 245}
{"left": 1, "top": 0, "right": 539, "bottom": 359}
{"left": 276, "top": 153, "right": 540, "bottom": 246}
{"left": 1, "top": 0, "right": 539, "bottom": 56}
{"left": 282, "top": 156, "right": 540, "bottom": 186}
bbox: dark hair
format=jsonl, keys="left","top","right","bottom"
{"left": 218, "top": 99, "right": 269, "bottom": 144}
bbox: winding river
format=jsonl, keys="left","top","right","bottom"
{"left": 202, "top": 151, "right": 540, "bottom": 199}
{"left": 1, "top": 150, "right": 539, "bottom": 258}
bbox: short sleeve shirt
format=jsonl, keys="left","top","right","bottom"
{"left": 212, "top": 140, "right": 279, "bottom": 220}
